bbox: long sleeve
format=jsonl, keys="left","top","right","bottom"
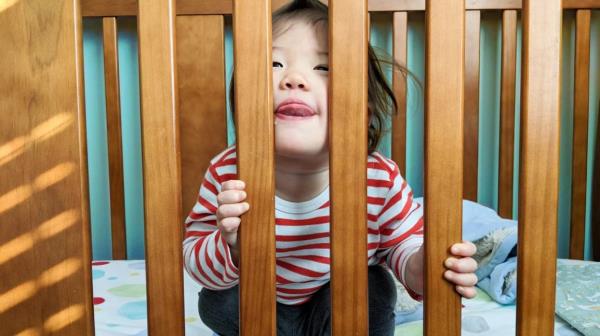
{"left": 182, "top": 149, "right": 240, "bottom": 290}
{"left": 374, "top": 159, "right": 424, "bottom": 299}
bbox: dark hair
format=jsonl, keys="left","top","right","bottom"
{"left": 229, "top": 0, "right": 418, "bottom": 154}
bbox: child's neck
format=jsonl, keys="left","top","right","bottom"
{"left": 275, "top": 153, "right": 329, "bottom": 203}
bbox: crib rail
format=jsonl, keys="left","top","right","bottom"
{"left": 498, "top": 10, "right": 518, "bottom": 218}
{"left": 571, "top": 9, "right": 593, "bottom": 259}
{"left": 328, "top": 1, "right": 371, "bottom": 333}
{"left": 0, "top": 1, "right": 94, "bottom": 335}
{"left": 80, "top": 0, "right": 600, "bottom": 17}
{"left": 137, "top": 0, "right": 184, "bottom": 334}
{"left": 517, "top": 1, "right": 562, "bottom": 334}
{"left": 102, "top": 17, "right": 127, "bottom": 260}
{"left": 392, "top": 12, "right": 408, "bottom": 174}
{"left": 424, "top": 1, "right": 465, "bottom": 334}
{"left": 463, "top": 10, "right": 482, "bottom": 202}
{"left": 4, "top": 0, "right": 600, "bottom": 335}
{"left": 232, "top": 1, "right": 277, "bottom": 334}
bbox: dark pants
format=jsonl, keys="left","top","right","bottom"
{"left": 198, "top": 264, "right": 397, "bottom": 336}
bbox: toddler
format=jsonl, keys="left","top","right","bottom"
{"left": 183, "top": 1, "right": 478, "bottom": 335}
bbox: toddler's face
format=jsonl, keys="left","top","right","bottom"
{"left": 272, "top": 19, "right": 329, "bottom": 162}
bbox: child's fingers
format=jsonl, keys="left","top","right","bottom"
{"left": 221, "top": 180, "right": 246, "bottom": 191}
{"left": 443, "top": 270, "right": 478, "bottom": 287}
{"left": 444, "top": 257, "right": 478, "bottom": 273}
{"left": 450, "top": 241, "right": 477, "bottom": 257}
{"left": 218, "top": 217, "right": 241, "bottom": 233}
{"left": 217, "top": 190, "right": 247, "bottom": 205}
{"left": 456, "top": 286, "right": 477, "bottom": 299}
{"left": 216, "top": 202, "right": 250, "bottom": 220}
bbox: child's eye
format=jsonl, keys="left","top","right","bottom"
{"left": 273, "top": 61, "right": 283, "bottom": 68}
{"left": 314, "top": 65, "right": 329, "bottom": 72}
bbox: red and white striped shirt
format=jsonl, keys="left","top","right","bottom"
{"left": 183, "top": 146, "right": 424, "bottom": 305}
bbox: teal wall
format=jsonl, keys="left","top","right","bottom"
{"left": 83, "top": 12, "right": 599, "bottom": 260}
{"left": 83, "top": 18, "right": 145, "bottom": 260}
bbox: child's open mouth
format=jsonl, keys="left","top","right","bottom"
{"left": 275, "top": 101, "right": 316, "bottom": 121}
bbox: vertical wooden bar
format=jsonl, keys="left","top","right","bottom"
{"left": 368, "top": 13, "right": 371, "bottom": 41}
{"left": 569, "top": 9, "right": 591, "bottom": 260}
{"left": 424, "top": 0, "right": 464, "bottom": 335}
{"left": 0, "top": 0, "right": 94, "bottom": 334}
{"left": 392, "top": 11, "right": 408, "bottom": 175}
{"left": 464, "top": 10, "right": 481, "bottom": 202}
{"left": 176, "top": 15, "right": 227, "bottom": 214}
{"left": 102, "top": 17, "right": 127, "bottom": 260}
{"left": 232, "top": 1, "right": 277, "bottom": 335}
{"left": 517, "top": 0, "right": 561, "bottom": 335}
{"left": 137, "top": 0, "right": 184, "bottom": 335}
{"left": 593, "top": 102, "right": 600, "bottom": 261}
{"left": 498, "top": 10, "right": 517, "bottom": 219}
{"left": 329, "top": 0, "right": 369, "bottom": 335}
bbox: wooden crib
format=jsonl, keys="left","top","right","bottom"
{"left": 1, "top": 0, "right": 599, "bottom": 335}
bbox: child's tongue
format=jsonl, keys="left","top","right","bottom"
{"left": 277, "top": 104, "right": 314, "bottom": 117}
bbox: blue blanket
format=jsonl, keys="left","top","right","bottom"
{"left": 413, "top": 198, "right": 518, "bottom": 304}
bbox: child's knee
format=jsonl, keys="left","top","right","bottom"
{"left": 198, "top": 287, "right": 240, "bottom": 334}
{"left": 368, "top": 265, "right": 397, "bottom": 309}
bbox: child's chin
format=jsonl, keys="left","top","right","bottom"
{"left": 275, "top": 143, "right": 326, "bottom": 158}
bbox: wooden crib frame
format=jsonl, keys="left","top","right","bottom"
{"left": 1, "top": 0, "right": 599, "bottom": 335}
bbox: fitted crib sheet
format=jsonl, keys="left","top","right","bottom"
{"left": 92, "top": 259, "right": 589, "bottom": 336}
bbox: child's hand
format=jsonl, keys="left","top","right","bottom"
{"left": 443, "top": 240, "right": 478, "bottom": 299}
{"left": 216, "top": 180, "right": 250, "bottom": 249}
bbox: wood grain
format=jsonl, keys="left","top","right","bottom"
{"left": 570, "top": 10, "right": 591, "bottom": 260}
{"left": 137, "top": 0, "right": 185, "bottom": 334}
{"left": 593, "top": 102, "right": 600, "bottom": 261}
{"left": 464, "top": 10, "right": 481, "bottom": 202}
{"left": 329, "top": 1, "right": 370, "bottom": 334}
{"left": 498, "top": 10, "right": 517, "bottom": 219}
{"left": 232, "top": 1, "right": 277, "bottom": 335}
{"left": 102, "top": 17, "right": 127, "bottom": 260}
{"left": 83, "top": 0, "right": 600, "bottom": 16}
{"left": 176, "top": 15, "right": 227, "bottom": 222}
{"left": 424, "top": 1, "right": 464, "bottom": 335}
{"left": 392, "top": 12, "right": 408, "bottom": 176}
{"left": 0, "top": 0, "right": 94, "bottom": 334}
{"left": 517, "top": 0, "right": 561, "bottom": 335}
{"left": 563, "top": 0, "right": 600, "bottom": 9}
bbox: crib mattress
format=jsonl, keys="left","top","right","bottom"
{"left": 92, "top": 259, "right": 588, "bottom": 336}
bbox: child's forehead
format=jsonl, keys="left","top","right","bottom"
{"left": 273, "top": 16, "right": 327, "bottom": 40}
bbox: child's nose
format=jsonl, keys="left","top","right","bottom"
{"left": 281, "top": 73, "right": 309, "bottom": 90}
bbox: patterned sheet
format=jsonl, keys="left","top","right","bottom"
{"left": 92, "top": 259, "right": 590, "bottom": 336}
{"left": 556, "top": 259, "right": 600, "bottom": 336}
{"left": 92, "top": 260, "right": 213, "bottom": 336}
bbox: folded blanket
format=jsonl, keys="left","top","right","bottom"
{"left": 476, "top": 256, "right": 517, "bottom": 304}
{"left": 411, "top": 198, "right": 518, "bottom": 304}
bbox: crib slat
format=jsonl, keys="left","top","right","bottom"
{"left": 176, "top": 15, "right": 227, "bottom": 217}
{"left": 517, "top": 0, "right": 561, "bottom": 334}
{"left": 464, "top": 10, "right": 480, "bottom": 202}
{"left": 563, "top": 0, "right": 600, "bottom": 9}
{"left": 392, "top": 12, "right": 408, "bottom": 176}
{"left": 0, "top": 0, "right": 94, "bottom": 334}
{"left": 570, "top": 10, "right": 591, "bottom": 260}
{"left": 102, "top": 17, "right": 127, "bottom": 260}
{"left": 593, "top": 103, "right": 600, "bottom": 261}
{"left": 137, "top": 1, "right": 185, "bottom": 335}
{"left": 424, "top": 1, "right": 464, "bottom": 335}
{"left": 232, "top": 1, "right": 277, "bottom": 335}
{"left": 498, "top": 10, "right": 517, "bottom": 219}
{"left": 329, "top": 0, "right": 369, "bottom": 334}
